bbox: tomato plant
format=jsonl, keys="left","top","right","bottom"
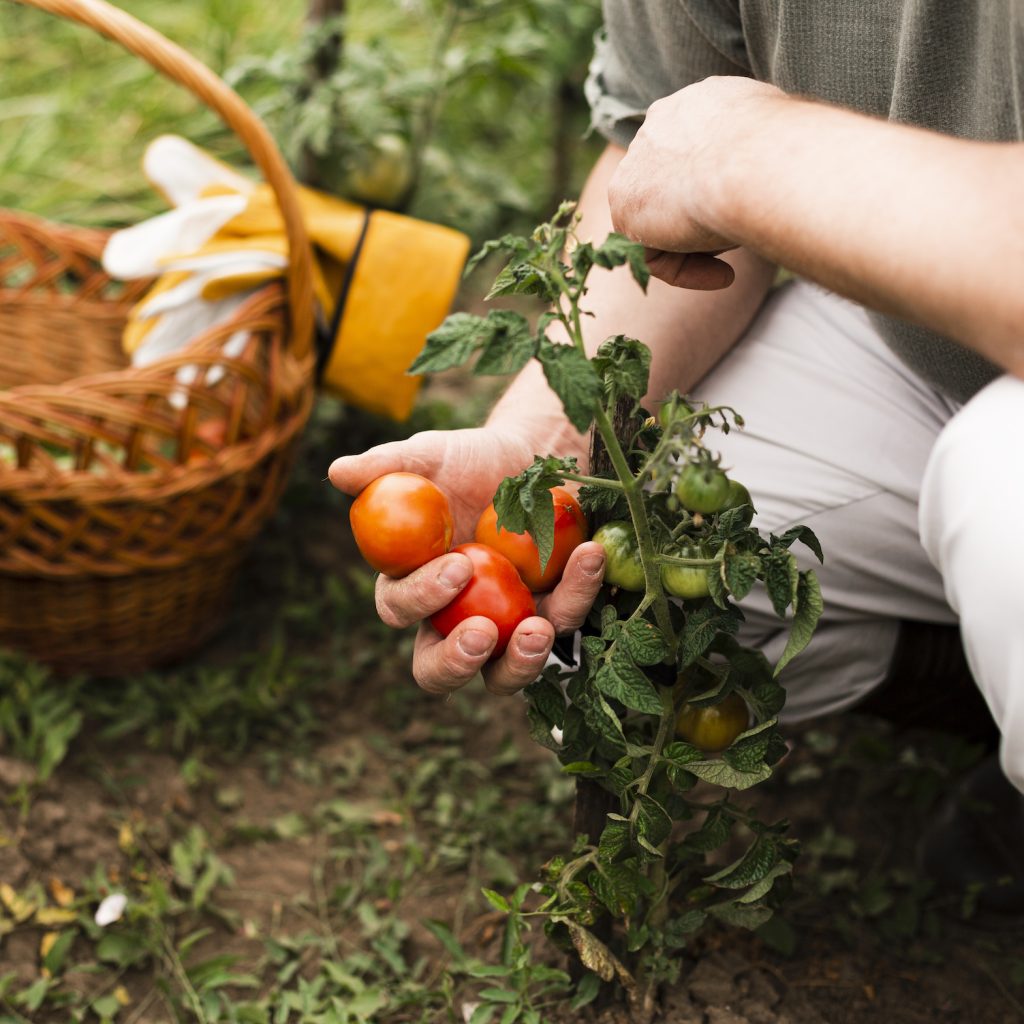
{"left": 349, "top": 472, "right": 453, "bottom": 578}
{"left": 675, "top": 691, "right": 750, "bottom": 751}
{"left": 591, "top": 520, "right": 645, "bottom": 592}
{"left": 410, "top": 206, "right": 824, "bottom": 1020}
{"left": 674, "top": 460, "right": 731, "bottom": 514}
{"left": 475, "top": 486, "right": 587, "bottom": 592}
{"left": 429, "top": 543, "right": 536, "bottom": 658}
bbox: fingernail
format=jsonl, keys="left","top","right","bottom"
{"left": 579, "top": 553, "right": 605, "bottom": 577}
{"left": 518, "top": 633, "right": 550, "bottom": 657}
{"left": 458, "top": 629, "right": 494, "bottom": 657}
{"left": 440, "top": 560, "right": 472, "bottom": 588}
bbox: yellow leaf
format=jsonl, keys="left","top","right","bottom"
{"left": 35, "top": 907, "right": 77, "bottom": 926}
{"left": 48, "top": 878, "right": 75, "bottom": 908}
{"left": 0, "top": 883, "right": 37, "bottom": 923}
{"left": 114, "top": 985, "right": 131, "bottom": 1007}
{"left": 39, "top": 931, "right": 58, "bottom": 978}
{"left": 118, "top": 822, "right": 135, "bottom": 853}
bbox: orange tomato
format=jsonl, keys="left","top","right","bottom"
{"left": 349, "top": 472, "right": 454, "bottom": 578}
{"left": 474, "top": 486, "right": 588, "bottom": 592}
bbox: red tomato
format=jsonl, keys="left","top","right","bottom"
{"left": 474, "top": 487, "right": 588, "bottom": 592}
{"left": 349, "top": 472, "right": 454, "bottom": 578}
{"left": 429, "top": 543, "right": 537, "bottom": 659}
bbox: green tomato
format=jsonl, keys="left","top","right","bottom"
{"left": 675, "top": 692, "right": 750, "bottom": 752}
{"left": 592, "top": 520, "right": 645, "bottom": 592}
{"left": 344, "top": 133, "right": 414, "bottom": 209}
{"left": 660, "top": 543, "right": 713, "bottom": 600}
{"left": 722, "top": 479, "right": 755, "bottom": 524}
{"left": 675, "top": 463, "right": 731, "bottom": 515}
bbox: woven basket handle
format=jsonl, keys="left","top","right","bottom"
{"left": 11, "top": 0, "right": 316, "bottom": 360}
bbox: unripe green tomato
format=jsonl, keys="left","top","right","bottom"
{"left": 344, "top": 133, "right": 414, "bottom": 209}
{"left": 675, "top": 463, "right": 731, "bottom": 515}
{"left": 660, "top": 543, "right": 713, "bottom": 600}
{"left": 591, "top": 520, "right": 645, "bottom": 592}
{"left": 675, "top": 692, "right": 750, "bottom": 752}
{"left": 722, "top": 479, "right": 755, "bottom": 524}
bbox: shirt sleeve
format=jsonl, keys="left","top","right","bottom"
{"left": 584, "top": 0, "right": 752, "bottom": 148}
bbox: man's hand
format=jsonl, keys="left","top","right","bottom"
{"left": 329, "top": 428, "right": 605, "bottom": 696}
{"left": 608, "top": 77, "right": 785, "bottom": 289}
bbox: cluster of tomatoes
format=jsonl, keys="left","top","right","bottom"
{"left": 348, "top": 473, "right": 587, "bottom": 659}
{"left": 348, "top": 469, "right": 752, "bottom": 753}
{"left": 593, "top": 463, "right": 751, "bottom": 600}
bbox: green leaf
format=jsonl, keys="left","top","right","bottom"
{"left": 634, "top": 794, "right": 672, "bottom": 850}
{"left": 722, "top": 719, "right": 778, "bottom": 773}
{"left": 723, "top": 552, "right": 761, "bottom": 601}
{"left": 594, "top": 650, "right": 663, "bottom": 715}
{"left": 589, "top": 861, "right": 648, "bottom": 916}
{"left": 466, "top": 233, "right": 531, "bottom": 277}
{"left": 686, "top": 759, "right": 772, "bottom": 791}
{"left": 775, "top": 570, "right": 823, "bottom": 676}
{"left": 493, "top": 457, "right": 579, "bottom": 569}
{"left": 482, "top": 889, "right": 511, "bottom": 913}
{"left": 763, "top": 549, "right": 799, "bottom": 618}
{"left": 598, "top": 815, "right": 631, "bottom": 862}
{"left": 578, "top": 481, "right": 628, "bottom": 520}
{"left": 705, "top": 834, "right": 784, "bottom": 890}
{"left": 775, "top": 525, "right": 824, "bottom": 563}
{"left": 474, "top": 310, "right": 537, "bottom": 376}
{"left": 621, "top": 619, "right": 669, "bottom": 667}
{"left": 537, "top": 340, "right": 602, "bottom": 433}
{"left": 737, "top": 860, "right": 793, "bottom": 904}
{"left": 682, "top": 805, "right": 733, "bottom": 854}
{"left": 571, "top": 972, "right": 602, "bottom": 1011}
{"left": 706, "top": 900, "right": 774, "bottom": 930}
{"left": 663, "top": 909, "right": 708, "bottom": 948}
{"left": 410, "top": 312, "right": 491, "bottom": 373}
{"left": 592, "top": 335, "right": 652, "bottom": 406}
{"left": 661, "top": 740, "right": 703, "bottom": 768}
{"left": 592, "top": 234, "right": 650, "bottom": 291}
{"left": 677, "top": 605, "right": 743, "bottom": 669}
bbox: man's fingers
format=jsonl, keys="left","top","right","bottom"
{"left": 328, "top": 436, "right": 441, "bottom": 495}
{"left": 483, "top": 616, "right": 556, "bottom": 697}
{"left": 537, "top": 541, "right": 606, "bottom": 633}
{"left": 645, "top": 250, "right": 736, "bottom": 290}
{"left": 375, "top": 552, "right": 473, "bottom": 628}
{"left": 412, "top": 617, "right": 498, "bottom": 695}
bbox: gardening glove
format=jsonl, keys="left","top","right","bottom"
{"left": 103, "top": 134, "right": 470, "bottom": 420}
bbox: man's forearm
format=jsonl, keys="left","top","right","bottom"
{"left": 702, "top": 96, "right": 1024, "bottom": 375}
{"left": 487, "top": 144, "right": 776, "bottom": 461}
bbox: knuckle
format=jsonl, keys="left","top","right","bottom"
{"left": 374, "top": 582, "right": 411, "bottom": 628}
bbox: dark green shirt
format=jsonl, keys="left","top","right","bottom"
{"left": 585, "top": 0, "right": 1023, "bottom": 402}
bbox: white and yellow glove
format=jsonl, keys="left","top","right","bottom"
{"left": 102, "top": 135, "right": 470, "bottom": 421}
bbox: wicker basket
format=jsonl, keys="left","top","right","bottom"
{"left": 0, "top": 0, "right": 318, "bottom": 674}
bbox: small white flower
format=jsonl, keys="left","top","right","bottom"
{"left": 94, "top": 893, "right": 127, "bottom": 927}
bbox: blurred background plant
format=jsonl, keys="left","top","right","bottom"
{"left": 0, "top": 0, "right": 602, "bottom": 240}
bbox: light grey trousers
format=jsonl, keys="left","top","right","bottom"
{"left": 693, "top": 280, "right": 1024, "bottom": 791}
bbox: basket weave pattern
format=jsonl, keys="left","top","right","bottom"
{"left": 0, "top": 0, "right": 317, "bottom": 673}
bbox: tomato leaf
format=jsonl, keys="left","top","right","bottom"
{"left": 706, "top": 900, "right": 774, "bottom": 930}
{"left": 411, "top": 312, "right": 490, "bottom": 372}
{"left": 598, "top": 815, "right": 631, "bottom": 862}
{"left": 474, "top": 310, "right": 538, "bottom": 376}
{"left": 633, "top": 793, "right": 672, "bottom": 850}
{"left": 685, "top": 759, "right": 772, "bottom": 791}
{"left": 594, "top": 649, "right": 664, "bottom": 716}
{"left": 774, "top": 570, "right": 823, "bottom": 676}
{"left": 722, "top": 718, "right": 777, "bottom": 773}
{"left": 592, "top": 234, "right": 651, "bottom": 292}
{"left": 677, "top": 605, "right": 743, "bottom": 669}
{"left": 722, "top": 552, "right": 761, "bottom": 601}
{"left": 682, "top": 805, "right": 734, "bottom": 854}
{"left": 774, "top": 524, "right": 824, "bottom": 563}
{"left": 589, "top": 861, "right": 650, "bottom": 916}
{"left": 592, "top": 336, "right": 652, "bottom": 406}
{"left": 621, "top": 619, "right": 669, "bottom": 667}
{"left": 537, "top": 339, "right": 602, "bottom": 433}
{"left": 763, "top": 548, "right": 799, "bottom": 618}
{"left": 578, "top": 481, "right": 629, "bottom": 521}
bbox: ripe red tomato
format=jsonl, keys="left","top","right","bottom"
{"left": 474, "top": 487, "right": 588, "bottom": 592}
{"left": 349, "top": 472, "right": 454, "bottom": 578}
{"left": 430, "top": 543, "right": 536, "bottom": 659}
{"left": 675, "top": 692, "right": 750, "bottom": 752}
